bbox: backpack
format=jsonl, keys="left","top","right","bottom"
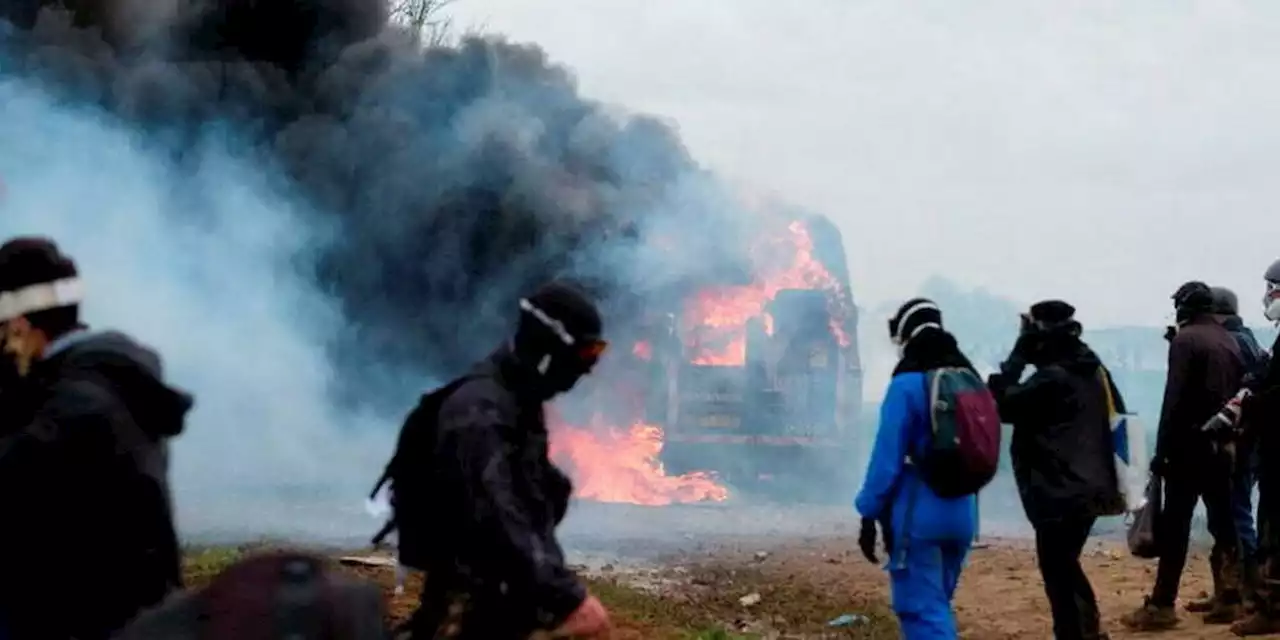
{"left": 913, "top": 367, "right": 1002, "bottom": 498}
{"left": 368, "top": 376, "right": 477, "bottom": 571}
{"left": 114, "top": 551, "right": 390, "bottom": 640}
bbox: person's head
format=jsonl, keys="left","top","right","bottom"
{"left": 1171, "top": 280, "right": 1214, "bottom": 326}
{"left": 1209, "top": 285, "right": 1239, "bottom": 320}
{"left": 511, "top": 281, "right": 606, "bottom": 400}
{"left": 1264, "top": 259, "right": 1280, "bottom": 324}
{"left": 887, "top": 297, "right": 942, "bottom": 352}
{"left": 887, "top": 297, "right": 977, "bottom": 375}
{"left": 0, "top": 237, "right": 83, "bottom": 377}
{"left": 1019, "top": 299, "right": 1082, "bottom": 364}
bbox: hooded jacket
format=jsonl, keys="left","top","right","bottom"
{"left": 987, "top": 340, "right": 1123, "bottom": 524}
{"left": 0, "top": 329, "right": 191, "bottom": 639}
{"left": 413, "top": 345, "right": 584, "bottom": 636}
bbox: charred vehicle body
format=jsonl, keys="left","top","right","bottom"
{"left": 578, "top": 214, "right": 863, "bottom": 500}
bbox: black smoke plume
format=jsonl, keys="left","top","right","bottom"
{"left": 0, "top": 0, "right": 754, "bottom": 407}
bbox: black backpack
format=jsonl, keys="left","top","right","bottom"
{"left": 368, "top": 376, "right": 477, "bottom": 570}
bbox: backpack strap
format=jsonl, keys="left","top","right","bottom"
{"left": 1097, "top": 367, "right": 1117, "bottom": 419}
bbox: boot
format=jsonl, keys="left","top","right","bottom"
{"left": 1231, "top": 611, "right": 1280, "bottom": 636}
{"left": 1204, "top": 600, "right": 1243, "bottom": 625}
{"left": 1190, "top": 551, "right": 1227, "bottom": 613}
{"left": 1120, "top": 597, "right": 1178, "bottom": 631}
{"left": 1186, "top": 590, "right": 1217, "bottom": 613}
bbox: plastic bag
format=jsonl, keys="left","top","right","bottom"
{"left": 1128, "top": 475, "right": 1162, "bottom": 559}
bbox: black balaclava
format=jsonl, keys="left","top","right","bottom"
{"left": 509, "top": 281, "right": 607, "bottom": 401}
{"left": 1020, "top": 299, "right": 1083, "bottom": 366}
{"left": 888, "top": 297, "right": 976, "bottom": 376}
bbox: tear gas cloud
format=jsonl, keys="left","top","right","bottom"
{"left": 0, "top": 1, "right": 806, "bottom": 541}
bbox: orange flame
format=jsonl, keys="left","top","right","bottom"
{"left": 682, "top": 221, "right": 850, "bottom": 365}
{"left": 549, "top": 416, "right": 728, "bottom": 505}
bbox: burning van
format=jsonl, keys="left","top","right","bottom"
{"left": 548, "top": 212, "right": 863, "bottom": 504}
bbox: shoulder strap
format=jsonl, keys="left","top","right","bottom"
{"left": 1097, "top": 367, "right": 1117, "bottom": 418}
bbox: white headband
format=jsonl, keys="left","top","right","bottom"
{"left": 0, "top": 277, "right": 84, "bottom": 323}
{"left": 519, "top": 298, "right": 575, "bottom": 346}
{"left": 894, "top": 300, "right": 940, "bottom": 341}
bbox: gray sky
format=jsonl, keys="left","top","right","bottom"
{"left": 451, "top": 1, "right": 1279, "bottom": 327}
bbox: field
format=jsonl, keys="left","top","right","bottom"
{"left": 181, "top": 534, "right": 1267, "bottom": 639}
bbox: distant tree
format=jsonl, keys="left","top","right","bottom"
{"left": 389, "top": 0, "right": 457, "bottom": 46}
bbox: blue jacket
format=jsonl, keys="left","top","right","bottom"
{"left": 855, "top": 372, "right": 977, "bottom": 546}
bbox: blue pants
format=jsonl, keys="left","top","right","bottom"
{"left": 889, "top": 539, "right": 969, "bottom": 639}
{"left": 1235, "top": 449, "right": 1259, "bottom": 561}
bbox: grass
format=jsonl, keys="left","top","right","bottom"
{"left": 180, "top": 546, "right": 898, "bottom": 639}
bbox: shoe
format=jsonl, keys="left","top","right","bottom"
{"left": 1204, "top": 601, "right": 1243, "bottom": 625}
{"left": 1231, "top": 611, "right": 1280, "bottom": 636}
{"left": 1121, "top": 597, "right": 1178, "bottom": 631}
{"left": 1186, "top": 591, "right": 1217, "bottom": 613}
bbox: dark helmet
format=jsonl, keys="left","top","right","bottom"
{"left": 1172, "top": 281, "right": 1213, "bottom": 313}
{"left": 888, "top": 297, "right": 942, "bottom": 345}
{"left": 514, "top": 281, "right": 608, "bottom": 397}
{"left": 1267, "top": 259, "right": 1280, "bottom": 284}
{"left": 1209, "top": 286, "right": 1239, "bottom": 316}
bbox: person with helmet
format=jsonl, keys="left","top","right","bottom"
{"left": 855, "top": 298, "right": 979, "bottom": 640}
{"left": 1232, "top": 261, "right": 1280, "bottom": 636}
{"left": 1197, "top": 286, "right": 1272, "bottom": 616}
{"left": 384, "top": 281, "right": 612, "bottom": 640}
{"left": 1123, "top": 281, "right": 1247, "bottom": 630}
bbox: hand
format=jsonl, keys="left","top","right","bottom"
{"left": 858, "top": 517, "right": 880, "bottom": 564}
{"left": 1008, "top": 334, "right": 1038, "bottom": 365}
{"left": 551, "top": 594, "right": 611, "bottom": 639}
{"left": 1150, "top": 455, "right": 1168, "bottom": 478}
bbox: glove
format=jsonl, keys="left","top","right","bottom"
{"left": 858, "top": 517, "right": 881, "bottom": 564}
{"left": 1163, "top": 325, "right": 1177, "bottom": 342}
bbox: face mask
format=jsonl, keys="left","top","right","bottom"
{"left": 1265, "top": 282, "right": 1280, "bottom": 323}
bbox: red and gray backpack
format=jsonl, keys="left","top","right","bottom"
{"left": 911, "top": 367, "right": 1002, "bottom": 498}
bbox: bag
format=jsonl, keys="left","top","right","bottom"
{"left": 1128, "top": 475, "right": 1163, "bottom": 559}
{"left": 368, "top": 376, "right": 477, "bottom": 570}
{"left": 115, "top": 551, "right": 390, "bottom": 639}
{"left": 1099, "top": 368, "right": 1148, "bottom": 514}
{"left": 915, "top": 367, "right": 1002, "bottom": 498}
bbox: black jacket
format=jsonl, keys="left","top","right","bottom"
{"left": 0, "top": 329, "right": 191, "bottom": 639}
{"left": 1156, "top": 316, "right": 1245, "bottom": 466}
{"left": 427, "top": 348, "right": 584, "bottom": 633}
{"left": 987, "top": 342, "right": 1123, "bottom": 524}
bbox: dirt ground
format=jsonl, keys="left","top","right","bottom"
{"left": 186, "top": 536, "right": 1273, "bottom": 639}
{"left": 697, "top": 537, "right": 1257, "bottom": 639}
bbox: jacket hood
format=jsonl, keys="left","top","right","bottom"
{"left": 1220, "top": 315, "right": 1246, "bottom": 331}
{"left": 44, "top": 329, "right": 192, "bottom": 437}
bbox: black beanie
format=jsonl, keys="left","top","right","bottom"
{"left": 0, "top": 236, "right": 81, "bottom": 322}
{"left": 889, "top": 297, "right": 943, "bottom": 343}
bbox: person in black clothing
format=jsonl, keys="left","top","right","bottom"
{"left": 0, "top": 237, "right": 191, "bottom": 639}
{"left": 396, "top": 281, "right": 612, "bottom": 640}
{"left": 1192, "top": 286, "right": 1271, "bottom": 619}
{"left": 1233, "top": 260, "right": 1280, "bottom": 636}
{"left": 1123, "top": 281, "right": 1246, "bottom": 630}
{"left": 987, "top": 300, "right": 1122, "bottom": 640}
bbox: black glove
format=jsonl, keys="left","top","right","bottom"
{"left": 1163, "top": 325, "right": 1177, "bottom": 342}
{"left": 859, "top": 517, "right": 881, "bottom": 563}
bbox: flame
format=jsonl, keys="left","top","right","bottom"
{"left": 682, "top": 221, "right": 850, "bottom": 366}
{"left": 631, "top": 340, "right": 652, "bottom": 361}
{"left": 549, "top": 415, "right": 729, "bottom": 505}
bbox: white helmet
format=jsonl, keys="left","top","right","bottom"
{"left": 1264, "top": 259, "right": 1280, "bottom": 323}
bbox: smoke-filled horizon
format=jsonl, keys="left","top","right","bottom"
{"left": 0, "top": 2, "right": 844, "bottom": 540}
